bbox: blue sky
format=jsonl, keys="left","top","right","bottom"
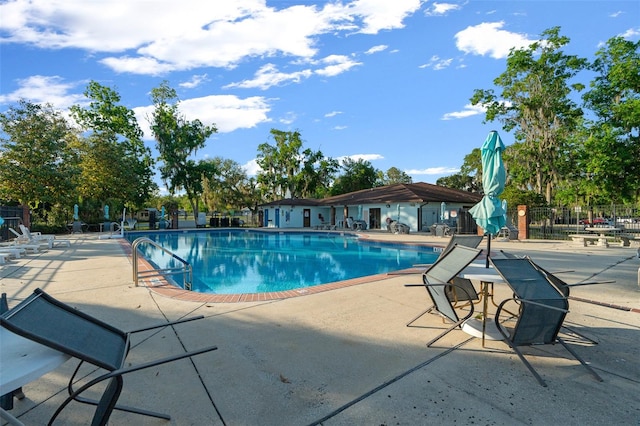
{"left": 1, "top": 0, "right": 638, "bottom": 193}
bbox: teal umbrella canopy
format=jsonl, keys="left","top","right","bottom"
{"left": 469, "top": 130, "right": 506, "bottom": 236}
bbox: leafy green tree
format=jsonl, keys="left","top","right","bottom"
{"left": 380, "top": 167, "right": 413, "bottom": 185}
{"left": 580, "top": 36, "right": 640, "bottom": 203}
{"left": 255, "top": 129, "right": 333, "bottom": 200}
{"left": 330, "top": 158, "right": 380, "bottom": 195}
{"left": 0, "top": 100, "right": 79, "bottom": 224}
{"left": 297, "top": 151, "right": 339, "bottom": 198}
{"left": 202, "top": 157, "right": 265, "bottom": 221}
{"left": 471, "top": 27, "right": 588, "bottom": 204}
{"left": 436, "top": 148, "right": 482, "bottom": 192}
{"left": 70, "top": 81, "right": 156, "bottom": 210}
{"left": 256, "top": 129, "right": 302, "bottom": 200}
{"left": 149, "top": 81, "right": 217, "bottom": 220}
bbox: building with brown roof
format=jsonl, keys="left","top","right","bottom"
{"left": 259, "top": 182, "right": 482, "bottom": 233}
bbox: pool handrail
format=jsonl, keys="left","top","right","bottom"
{"left": 132, "top": 237, "right": 193, "bottom": 291}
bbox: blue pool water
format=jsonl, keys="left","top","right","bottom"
{"left": 126, "top": 230, "right": 438, "bottom": 294}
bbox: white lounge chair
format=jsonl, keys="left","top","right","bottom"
{"left": 2, "top": 238, "right": 42, "bottom": 253}
{"left": 8, "top": 228, "right": 49, "bottom": 250}
{"left": 0, "top": 247, "right": 26, "bottom": 259}
{"left": 18, "top": 225, "right": 71, "bottom": 248}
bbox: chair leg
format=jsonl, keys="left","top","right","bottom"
{"left": 560, "top": 325, "right": 599, "bottom": 345}
{"left": 56, "top": 362, "right": 172, "bottom": 424}
{"left": 557, "top": 338, "right": 603, "bottom": 382}
{"left": 406, "top": 305, "right": 435, "bottom": 327}
{"left": 503, "top": 341, "right": 548, "bottom": 387}
{"left": 426, "top": 319, "right": 465, "bottom": 347}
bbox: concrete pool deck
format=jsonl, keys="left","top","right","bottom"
{"left": 1, "top": 230, "right": 639, "bottom": 425}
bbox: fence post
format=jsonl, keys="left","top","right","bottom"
{"left": 517, "top": 205, "right": 529, "bottom": 240}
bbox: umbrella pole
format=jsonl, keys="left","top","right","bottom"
{"left": 486, "top": 233, "right": 491, "bottom": 268}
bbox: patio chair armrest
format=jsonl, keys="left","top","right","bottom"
{"left": 113, "top": 344, "right": 219, "bottom": 377}
{"left": 566, "top": 280, "right": 615, "bottom": 287}
{"left": 496, "top": 297, "right": 568, "bottom": 317}
{"left": 128, "top": 315, "right": 206, "bottom": 334}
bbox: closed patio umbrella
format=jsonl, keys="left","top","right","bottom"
{"left": 469, "top": 130, "right": 506, "bottom": 266}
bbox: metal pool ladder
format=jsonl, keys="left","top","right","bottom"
{"left": 132, "top": 237, "right": 193, "bottom": 291}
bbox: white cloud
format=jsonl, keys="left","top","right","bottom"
{"left": 179, "top": 74, "right": 209, "bottom": 89}
{"left": 224, "top": 63, "right": 313, "bottom": 90}
{"left": 134, "top": 94, "right": 271, "bottom": 139}
{"left": 620, "top": 27, "right": 640, "bottom": 39}
{"left": 441, "top": 104, "right": 486, "bottom": 120}
{"left": 365, "top": 44, "right": 388, "bottom": 54}
{"left": 425, "top": 2, "right": 461, "bottom": 17}
{"left": 333, "top": 125, "right": 348, "bottom": 130}
{"left": 455, "top": 21, "right": 535, "bottom": 59}
{"left": 1, "top": 0, "right": 421, "bottom": 74}
{"left": 405, "top": 166, "right": 459, "bottom": 175}
{"left": 314, "top": 55, "right": 362, "bottom": 77}
{"left": 279, "top": 111, "right": 297, "bottom": 125}
{"left": 337, "top": 153, "right": 384, "bottom": 163}
{"left": 0, "top": 75, "right": 86, "bottom": 109}
{"left": 419, "top": 55, "right": 453, "bottom": 70}
{"left": 325, "top": 111, "right": 342, "bottom": 118}
{"left": 348, "top": 0, "right": 422, "bottom": 34}
{"left": 242, "top": 158, "right": 261, "bottom": 176}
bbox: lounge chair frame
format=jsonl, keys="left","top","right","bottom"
{"left": 489, "top": 258, "right": 603, "bottom": 387}
{"left": 0, "top": 289, "right": 218, "bottom": 425}
{"left": 405, "top": 245, "right": 482, "bottom": 344}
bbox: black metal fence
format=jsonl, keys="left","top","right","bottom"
{"left": 0, "top": 206, "right": 25, "bottom": 242}
{"left": 525, "top": 205, "right": 639, "bottom": 240}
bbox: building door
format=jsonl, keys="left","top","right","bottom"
{"left": 369, "top": 208, "right": 381, "bottom": 229}
{"left": 303, "top": 209, "right": 311, "bottom": 227}
{"left": 275, "top": 208, "right": 280, "bottom": 227}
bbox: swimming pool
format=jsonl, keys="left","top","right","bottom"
{"left": 127, "top": 230, "right": 438, "bottom": 294}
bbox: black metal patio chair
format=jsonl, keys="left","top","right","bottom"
{"left": 0, "top": 288, "right": 218, "bottom": 425}
{"left": 499, "top": 251, "right": 613, "bottom": 344}
{"left": 489, "top": 258, "right": 603, "bottom": 387}
{"left": 405, "top": 245, "right": 482, "bottom": 345}
{"left": 405, "top": 235, "right": 483, "bottom": 320}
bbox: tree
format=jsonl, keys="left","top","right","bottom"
{"left": 579, "top": 36, "right": 640, "bottom": 203}
{"left": 471, "top": 27, "right": 588, "bottom": 204}
{"left": 149, "top": 81, "right": 217, "bottom": 220}
{"left": 0, "top": 100, "right": 79, "bottom": 224}
{"left": 202, "top": 157, "right": 265, "bottom": 222}
{"left": 70, "top": 81, "right": 156, "bottom": 209}
{"left": 330, "top": 158, "right": 380, "bottom": 195}
{"left": 380, "top": 167, "right": 412, "bottom": 185}
{"left": 297, "top": 151, "right": 339, "bottom": 198}
{"left": 255, "top": 129, "right": 334, "bottom": 200}
{"left": 436, "top": 148, "right": 482, "bottom": 192}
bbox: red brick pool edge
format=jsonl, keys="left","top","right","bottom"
{"left": 119, "top": 236, "right": 419, "bottom": 303}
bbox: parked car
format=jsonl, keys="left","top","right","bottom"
{"left": 579, "top": 218, "right": 613, "bottom": 226}
{"left": 616, "top": 217, "right": 639, "bottom": 224}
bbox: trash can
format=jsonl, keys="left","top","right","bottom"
{"left": 171, "top": 210, "right": 179, "bottom": 229}
{"left": 197, "top": 212, "right": 206, "bottom": 227}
